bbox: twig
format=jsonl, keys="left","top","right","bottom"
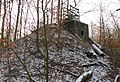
{"left": 49, "top": 66, "right": 79, "bottom": 77}
{"left": 98, "top": 61, "right": 112, "bottom": 71}
{"left": 81, "top": 62, "right": 99, "bottom": 67}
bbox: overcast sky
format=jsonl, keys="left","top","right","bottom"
{"left": 0, "top": 0, "right": 120, "bottom": 37}
{"left": 1, "top": 0, "right": 120, "bottom": 25}
{"left": 74, "top": 0, "right": 120, "bottom": 24}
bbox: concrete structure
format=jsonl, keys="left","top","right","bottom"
{"left": 64, "top": 19, "right": 89, "bottom": 40}
{"left": 64, "top": 5, "right": 89, "bottom": 40}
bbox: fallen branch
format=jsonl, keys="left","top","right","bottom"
{"left": 11, "top": 48, "right": 34, "bottom": 82}
{"left": 92, "top": 41, "right": 102, "bottom": 49}
{"left": 49, "top": 66, "right": 79, "bottom": 77}
{"left": 92, "top": 44, "right": 105, "bottom": 56}
{"left": 114, "top": 75, "right": 119, "bottom": 82}
{"left": 81, "top": 62, "right": 99, "bottom": 67}
{"left": 75, "top": 70, "right": 93, "bottom": 82}
{"left": 98, "top": 61, "right": 112, "bottom": 71}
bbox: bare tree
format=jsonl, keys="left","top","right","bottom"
{"left": 57, "top": 0, "right": 61, "bottom": 48}
{"left": 1, "top": 0, "right": 6, "bottom": 46}
{"left": 0, "top": 0, "right": 1, "bottom": 18}
{"left": 97, "top": 2, "right": 106, "bottom": 49}
{"left": 50, "top": 0, "right": 53, "bottom": 24}
{"left": 109, "top": 12, "right": 120, "bottom": 54}
{"left": 6, "top": 0, "right": 13, "bottom": 44}
{"left": 14, "top": 0, "right": 21, "bottom": 41}
{"left": 19, "top": 0, "right": 24, "bottom": 38}
{"left": 41, "top": 0, "right": 49, "bottom": 81}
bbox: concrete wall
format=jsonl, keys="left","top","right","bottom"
{"left": 65, "top": 20, "right": 89, "bottom": 40}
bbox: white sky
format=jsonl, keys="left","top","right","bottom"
{"left": 73, "top": 0, "right": 120, "bottom": 24}
{"left": 0, "top": 0, "right": 120, "bottom": 37}
{"left": 1, "top": 0, "right": 120, "bottom": 25}
{"left": 69, "top": 0, "right": 120, "bottom": 36}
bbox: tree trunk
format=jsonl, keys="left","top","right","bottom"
{"left": 51, "top": 0, "right": 53, "bottom": 24}
{"left": 60, "top": 0, "right": 63, "bottom": 27}
{"left": 57, "top": 0, "right": 61, "bottom": 48}
{"left": 1, "top": 0, "right": 6, "bottom": 46}
{"left": 8, "top": 1, "right": 13, "bottom": 43}
{"left": 19, "top": 0, "right": 24, "bottom": 38}
{"left": 41, "top": 0, "right": 49, "bottom": 81}
{"left": 0, "top": 0, "right": 1, "bottom": 18}
{"left": 14, "top": 0, "right": 21, "bottom": 41}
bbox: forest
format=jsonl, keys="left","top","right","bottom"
{"left": 0, "top": 0, "right": 120, "bottom": 82}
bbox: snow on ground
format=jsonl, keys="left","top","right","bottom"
{"left": 0, "top": 28, "right": 116, "bottom": 82}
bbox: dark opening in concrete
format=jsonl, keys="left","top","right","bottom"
{"left": 81, "top": 31, "right": 84, "bottom": 36}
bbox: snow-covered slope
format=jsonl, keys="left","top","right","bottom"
{"left": 0, "top": 28, "right": 116, "bottom": 82}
